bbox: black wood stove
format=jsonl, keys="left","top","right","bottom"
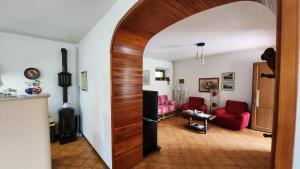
{"left": 58, "top": 48, "right": 76, "bottom": 144}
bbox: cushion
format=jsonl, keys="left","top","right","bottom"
{"left": 168, "top": 105, "right": 176, "bottom": 112}
{"left": 189, "top": 97, "right": 204, "bottom": 107}
{"left": 158, "top": 105, "right": 168, "bottom": 114}
{"left": 158, "top": 96, "right": 162, "bottom": 105}
{"left": 160, "top": 95, "right": 168, "bottom": 104}
{"left": 226, "top": 100, "right": 248, "bottom": 114}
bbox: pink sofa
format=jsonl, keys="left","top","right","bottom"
{"left": 158, "top": 95, "right": 177, "bottom": 119}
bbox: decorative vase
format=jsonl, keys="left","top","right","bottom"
{"left": 33, "top": 86, "right": 42, "bottom": 94}
{"left": 25, "top": 80, "right": 42, "bottom": 95}
{"left": 25, "top": 87, "right": 34, "bottom": 95}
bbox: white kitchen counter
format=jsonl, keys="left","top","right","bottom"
{"left": 0, "top": 94, "right": 50, "bottom": 101}
{"left": 0, "top": 94, "right": 51, "bottom": 169}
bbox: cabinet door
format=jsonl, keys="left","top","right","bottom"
{"left": 251, "top": 63, "right": 275, "bottom": 132}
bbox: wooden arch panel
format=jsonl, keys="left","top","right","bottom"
{"left": 111, "top": 0, "right": 268, "bottom": 169}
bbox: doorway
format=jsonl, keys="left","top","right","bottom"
{"left": 110, "top": 0, "right": 299, "bottom": 169}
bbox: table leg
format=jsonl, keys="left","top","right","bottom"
{"left": 204, "top": 119, "right": 208, "bottom": 133}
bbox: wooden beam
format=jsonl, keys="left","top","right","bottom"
{"left": 272, "top": 0, "right": 299, "bottom": 168}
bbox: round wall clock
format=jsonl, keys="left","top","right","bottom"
{"left": 24, "top": 68, "right": 40, "bottom": 80}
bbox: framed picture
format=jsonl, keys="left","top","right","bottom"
{"left": 143, "top": 70, "right": 150, "bottom": 85}
{"left": 81, "top": 71, "right": 88, "bottom": 91}
{"left": 24, "top": 68, "right": 40, "bottom": 80}
{"left": 221, "top": 82, "right": 235, "bottom": 91}
{"left": 199, "top": 78, "right": 219, "bottom": 92}
{"left": 179, "top": 79, "right": 185, "bottom": 84}
{"left": 222, "top": 72, "right": 235, "bottom": 81}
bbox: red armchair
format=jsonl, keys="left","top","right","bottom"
{"left": 181, "top": 97, "right": 207, "bottom": 113}
{"left": 213, "top": 100, "right": 250, "bottom": 130}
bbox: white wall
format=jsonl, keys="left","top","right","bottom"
{"left": 143, "top": 57, "right": 173, "bottom": 99}
{"left": 0, "top": 32, "right": 78, "bottom": 122}
{"left": 77, "top": 0, "right": 138, "bottom": 168}
{"left": 174, "top": 48, "right": 265, "bottom": 110}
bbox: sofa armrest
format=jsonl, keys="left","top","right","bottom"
{"left": 238, "top": 112, "right": 250, "bottom": 121}
{"left": 213, "top": 108, "right": 226, "bottom": 116}
{"left": 166, "top": 100, "right": 177, "bottom": 106}
{"left": 181, "top": 103, "right": 190, "bottom": 110}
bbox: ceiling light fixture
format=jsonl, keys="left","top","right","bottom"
{"left": 196, "top": 42, "right": 205, "bottom": 64}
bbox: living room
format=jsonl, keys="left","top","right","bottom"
{"left": 140, "top": 1, "right": 275, "bottom": 168}
{"left": 1, "top": 0, "right": 299, "bottom": 169}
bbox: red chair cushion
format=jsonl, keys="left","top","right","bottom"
{"left": 213, "top": 112, "right": 250, "bottom": 130}
{"left": 181, "top": 97, "right": 207, "bottom": 113}
{"left": 226, "top": 100, "right": 248, "bottom": 114}
{"left": 189, "top": 97, "right": 204, "bottom": 107}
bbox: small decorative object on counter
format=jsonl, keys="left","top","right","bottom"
{"left": 2, "top": 88, "right": 17, "bottom": 96}
{"left": 25, "top": 80, "right": 42, "bottom": 95}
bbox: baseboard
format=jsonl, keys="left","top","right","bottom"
{"left": 81, "top": 134, "right": 110, "bottom": 169}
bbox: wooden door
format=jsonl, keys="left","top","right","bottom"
{"left": 251, "top": 62, "right": 275, "bottom": 132}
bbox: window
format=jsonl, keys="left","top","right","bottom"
{"left": 155, "top": 69, "right": 166, "bottom": 80}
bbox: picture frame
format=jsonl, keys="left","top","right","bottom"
{"left": 143, "top": 70, "right": 150, "bottom": 85}
{"left": 24, "top": 68, "right": 40, "bottom": 80}
{"left": 199, "top": 78, "right": 219, "bottom": 92}
{"left": 222, "top": 72, "right": 235, "bottom": 81}
{"left": 179, "top": 79, "right": 185, "bottom": 84}
{"left": 81, "top": 71, "right": 88, "bottom": 91}
{"left": 221, "top": 82, "right": 235, "bottom": 91}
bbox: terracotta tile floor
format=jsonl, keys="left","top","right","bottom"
{"left": 134, "top": 116, "right": 271, "bottom": 169}
{"left": 51, "top": 138, "right": 108, "bottom": 169}
{"left": 52, "top": 116, "right": 271, "bottom": 169}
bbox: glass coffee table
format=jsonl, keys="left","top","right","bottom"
{"left": 183, "top": 110, "right": 216, "bottom": 134}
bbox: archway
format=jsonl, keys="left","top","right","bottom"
{"left": 110, "top": 0, "right": 298, "bottom": 169}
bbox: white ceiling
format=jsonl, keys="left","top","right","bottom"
{"left": 0, "top": 0, "right": 118, "bottom": 43}
{"left": 144, "top": 1, "right": 276, "bottom": 61}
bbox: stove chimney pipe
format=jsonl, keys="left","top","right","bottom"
{"left": 58, "top": 48, "right": 72, "bottom": 103}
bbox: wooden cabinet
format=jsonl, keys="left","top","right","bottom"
{"left": 251, "top": 62, "right": 275, "bottom": 132}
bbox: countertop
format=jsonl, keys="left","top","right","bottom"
{"left": 0, "top": 94, "right": 50, "bottom": 102}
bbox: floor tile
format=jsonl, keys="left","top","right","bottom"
{"left": 52, "top": 116, "right": 271, "bottom": 169}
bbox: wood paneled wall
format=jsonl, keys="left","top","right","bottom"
{"left": 110, "top": 0, "right": 296, "bottom": 169}
{"left": 272, "top": 0, "right": 299, "bottom": 168}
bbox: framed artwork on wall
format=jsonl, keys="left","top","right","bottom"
{"left": 143, "top": 70, "right": 150, "bottom": 85}
{"left": 199, "top": 78, "right": 219, "bottom": 92}
{"left": 221, "top": 82, "right": 235, "bottom": 91}
{"left": 222, "top": 72, "right": 235, "bottom": 81}
{"left": 179, "top": 79, "right": 185, "bottom": 84}
{"left": 81, "top": 71, "right": 88, "bottom": 91}
{"left": 24, "top": 68, "right": 40, "bottom": 80}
